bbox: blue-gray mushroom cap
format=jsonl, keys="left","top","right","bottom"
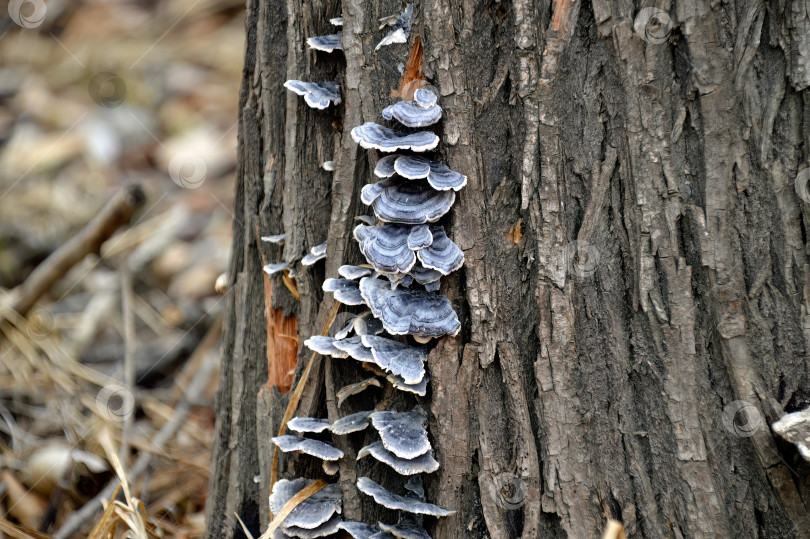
{"left": 287, "top": 417, "right": 332, "bottom": 433}
{"left": 332, "top": 335, "right": 374, "bottom": 363}
{"left": 284, "top": 80, "right": 341, "bottom": 109}
{"left": 304, "top": 336, "right": 349, "bottom": 358}
{"left": 261, "top": 233, "right": 286, "bottom": 244}
{"left": 386, "top": 371, "right": 429, "bottom": 396}
{"left": 271, "top": 435, "right": 344, "bottom": 461}
{"left": 361, "top": 335, "right": 428, "bottom": 384}
{"left": 282, "top": 513, "right": 343, "bottom": 538}
{"left": 378, "top": 521, "right": 431, "bottom": 539}
{"left": 374, "top": 154, "right": 399, "bottom": 178}
{"left": 355, "top": 224, "right": 418, "bottom": 274}
{"left": 339, "top": 522, "right": 380, "bottom": 539}
{"left": 330, "top": 410, "right": 374, "bottom": 435}
{"left": 307, "top": 33, "right": 342, "bottom": 52}
{"left": 264, "top": 262, "right": 290, "bottom": 275}
{"left": 269, "top": 479, "right": 343, "bottom": 529}
{"left": 414, "top": 88, "right": 438, "bottom": 109}
{"left": 351, "top": 123, "right": 439, "bottom": 153}
{"left": 361, "top": 177, "right": 455, "bottom": 225}
{"left": 339, "top": 265, "right": 373, "bottom": 280}
{"left": 394, "top": 155, "right": 467, "bottom": 191}
{"left": 357, "top": 477, "right": 454, "bottom": 516}
{"left": 382, "top": 100, "right": 442, "bottom": 128}
{"left": 323, "top": 278, "right": 365, "bottom": 305}
{"left": 358, "top": 441, "right": 439, "bottom": 475}
{"left": 417, "top": 225, "right": 464, "bottom": 275}
{"left": 359, "top": 277, "right": 460, "bottom": 337}
{"left": 369, "top": 408, "right": 431, "bottom": 459}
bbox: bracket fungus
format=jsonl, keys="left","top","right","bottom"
{"left": 393, "top": 155, "right": 467, "bottom": 191}
{"left": 417, "top": 226, "right": 464, "bottom": 275}
{"left": 269, "top": 479, "right": 343, "bottom": 530}
{"left": 307, "top": 33, "right": 342, "bottom": 52}
{"left": 330, "top": 410, "right": 374, "bottom": 435}
{"left": 284, "top": 80, "right": 341, "bottom": 110}
{"left": 271, "top": 435, "right": 344, "bottom": 461}
{"left": 357, "top": 478, "right": 453, "bottom": 517}
{"left": 261, "top": 233, "right": 286, "bottom": 244}
{"left": 351, "top": 123, "right": 439, "bottom": 153}
{"left": 361, "top": 335, "right": 428, "bottom": 385}
{"left": 377, "top": 521, "right": 431, "bottom": 539}
{"left": 414, "top": 88, "right": 438, "bottom": 109}
{"left": 356, "top": 224, "right": 433, "bottom": 274}
{"left": 386, "top": 372, "right": 429, "bottom": 396}
{"left": 275, "top": 48, "right": 462, "bottom": 532}
{"left": 382, "top": 100, "right": 442, "bottom": 128}
{"left": 359, "top": 277, "right": 460, "bottom": 338}
{"left": 322, "top": 278, "right": 365, "bottom": 305}
{"left": 361, "top": 177, "right": 455, "bottom": 224}
{"left": 369, "top": 408, "right": 431, "bottom": 459}
{"left": 375, "top": 4, "right": 412, "bottom": 50}
{"left": 353, "top": 311, "right": 385, "bottom": 335}
{"left": 264, "top": 262, "right": 290, "bottom": 276}
{"left": 357, "top": 441, "right": 439, "bottom": 475}
{"left": 304, "top": 336, "right": 349, "bottom": 358}
{"left": 332, "top": 336, "right": 375, "bottom": 363}
{"left": 322, "top": 160, "right": 335, "bottom": 171}
{"left": 287, "top": 417, "right": 332, "bottom": 434}
{"left": 282, "top": 513, "right": 343, "bottom": 538}
{"left": 339, "top": 522, "right": 380, "bottom": 539}
{"left": 339, "top": 264, "right": 373, "bottom": 280}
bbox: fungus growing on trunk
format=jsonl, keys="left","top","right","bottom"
{"left": 369, "top": 408, "right": 431, "bottom": 459}
{"left": 351, "top": 123, "right": 439, "bottom": 153}
{"left": 307, "top": 33, "right": 342, "bottom": 52}
{"left": 359, "top": 277, "right": 460, "bottom": 337}
{"left": 357, "top": 441, "right": 439, "bottom": 475}
{"left": 361, "top": 177, "right": 455, "bottom": 224}
{"left": 356, "top": 478, "right": 453, "bottom": 516}
{"left": 284, "top": 80, "right": 341, "bottom": 109}
{"left": 271, "top": 435, "right": 344, "bottom": 461}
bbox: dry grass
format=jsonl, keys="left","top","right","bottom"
{"left": 0, "top": 0, "right": 244, "bottom": 536}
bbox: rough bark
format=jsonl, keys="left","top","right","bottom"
{"left": 206, "top": 0, "right": 810, "bottom": 537}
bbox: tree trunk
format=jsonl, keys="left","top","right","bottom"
{"left": 205, "top": 0, "right": 810, "bottom": 536}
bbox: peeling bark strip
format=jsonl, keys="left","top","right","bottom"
{"left": 207, "top": 0, "right": 810, "bottom": 536}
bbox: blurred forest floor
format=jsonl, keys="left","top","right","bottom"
{"left": 0, "top": 0, "right": 244, "bottom": 536}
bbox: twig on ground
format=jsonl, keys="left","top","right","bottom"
{"left": 53, "top": 324, "right": 219, "bottom": 539}
{"left": 11, "top": 183, "right": 146, "bottom": 317}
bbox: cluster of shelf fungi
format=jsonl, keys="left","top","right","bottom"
{"left": 264, "top": 7, "right": 466, "bottom": 538}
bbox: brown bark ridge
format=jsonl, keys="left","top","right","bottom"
{"left": 206, "top": 0, "right": 810, "bottom": 537}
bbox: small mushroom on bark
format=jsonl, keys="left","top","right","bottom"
{"left": 357, "top": 477, "right": 453, "bottom": 516}
{"left": 307, "top": 33, "right": 342, "bottom": 52}
{"left": 284, "top": 80, "right": 341, "bottom": 109}
{"left": 357, "top": 441, "right": 439, "bottom": 475}
{"left": 361, "top": 178, "right": 455, "bottom": 225}
{"left": 271, "top": 435, "right": 344, "bottom": 461}
{"left": 351, "top": 123, "right": 439, "bottom": 153}
{"left": 359, "top": 277, "right": 460, "bottom": 338}
{"left": 369, "top": 407, "right": 431, "bottom": 459}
